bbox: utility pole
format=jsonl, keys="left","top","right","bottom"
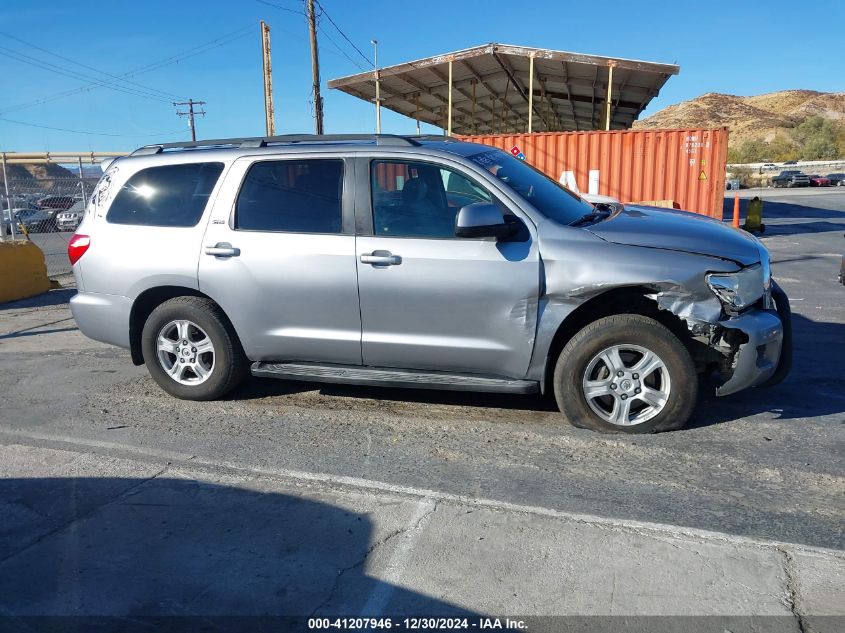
{"left": 371, "top": 39, "right": 380, "bottom": 133}
{"left": 305, "top": 0, "right": 324, "bottom": 134}
{"left": 260, "top": 20, "right": 275, "bottom": 136}
{"left": 173, "top": 99, "right": 206, "bottom": 142}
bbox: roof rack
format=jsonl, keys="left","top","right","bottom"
{"left": 130, "top": 133, "right": 451, "bottom": 156}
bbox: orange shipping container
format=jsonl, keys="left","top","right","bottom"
{"left": 460, "top": 128, "right": 729, "bottom": 219}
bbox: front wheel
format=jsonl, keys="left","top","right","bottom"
{"left": 141, "top": 296, "right": 248, "bottom": 400}
{"left": 553, "top": 314, "right": 697, "bottom": 433}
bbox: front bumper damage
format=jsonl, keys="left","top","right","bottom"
{"left": 712, "top": 282, "right": 792, "bottom": 396}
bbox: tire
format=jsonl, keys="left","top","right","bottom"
{"left": 141, "top": 296, "right": 248, "bottom": 400}
{"left": 552, "top": 314, "right": 697, "bottom": 434}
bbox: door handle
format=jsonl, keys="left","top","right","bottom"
{"left": 205, "top": 242, "right": 240, "bottom": 257}
{"left": 360, "top": 250, "right": 402, "bottom": 266}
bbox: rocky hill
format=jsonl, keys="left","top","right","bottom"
{"left": 0, "top": 162, "right": 76, "bottom": 187}
{"left": 633, "top": 90, "right": 845, "bottom": 147}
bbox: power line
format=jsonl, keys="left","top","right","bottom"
{"left": 0, "top": 26, "right": 253, "bottom": 115}
{"left": 0, "top": 115, "right": 186, "bottom": 138}
{"left": 173, "top": 99, "right": 206, "bottom": 142}
{"left": 313, "top": 0, "right": 373, "bottom": 67}
{"left": 0, "top": 47, "right": 173, "bottom": 104}
{"left": 255, "top": 0, "right": 368, "bottom": 71}
{"left": 318, "top": 22, "right": 368, "bottom": 71}
{"left": 0, "top": 31, "right": 181, "bottom": 100}
{"left": 122, "top": 26, "right": 253, "bottom": 76}
{"left": 254, "top": 0, "right": 304, "bottom": 15}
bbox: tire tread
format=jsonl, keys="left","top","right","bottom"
{"left": 141, "top": 296, "right": 248, "bottom": 400}
{"left": 553, "top": 314, "right": 697, "bottom": 434}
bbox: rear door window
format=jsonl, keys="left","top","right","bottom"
{"left": 106, "top": 162, "right": 224, "bottom": 227}
{"left": 235, "top": 159, "right": 344, "bottom": 233}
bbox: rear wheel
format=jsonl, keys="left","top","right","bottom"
{"left": 141, "top": 296, "right": 248, "bottom": 400}
{"left": 553, "top": 314, "right": 697, "bottom": 433}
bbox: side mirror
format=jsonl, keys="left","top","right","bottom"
{"left": 454, "top": 203, "right": 518, "bottom": 239}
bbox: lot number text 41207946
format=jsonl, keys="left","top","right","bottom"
{"left": 308, "top": 617, "right": 528, "bottom": 630}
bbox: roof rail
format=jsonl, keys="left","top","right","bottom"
{"left": 405, "top": 134, "right": 455, "bottom": 142}
{"left": 131, "top": 134, "right": 425, "bottom": 156}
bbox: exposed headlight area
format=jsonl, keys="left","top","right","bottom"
{"left": 706, "top": 263, "right": 767, "bottom": 313}
{"left": 758, "top": 244, "right": 773, "bottom": 309}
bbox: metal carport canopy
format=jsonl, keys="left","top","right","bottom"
{"left": 327, "top": 43, "right": 679, "bottom": 135}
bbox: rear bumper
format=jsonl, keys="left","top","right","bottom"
{"left": 715, "top": 282, "right": 792, "bottom": 396}
{"left": 69, "top": 291, "right": 132, "bottom": 350}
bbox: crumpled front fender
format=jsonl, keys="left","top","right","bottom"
{"left": 714, "top": 309, "right": 784, "bottom": 396}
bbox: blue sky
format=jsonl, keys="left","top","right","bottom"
{"left": 1, "top": 0, "right": 843, "bottom": 152}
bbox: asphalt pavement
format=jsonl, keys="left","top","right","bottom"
{"left": 24, "top": 228, "right": 73, "bottom": 277}
{"left": 0, "top": 187, "right": 842, "bottom": 626}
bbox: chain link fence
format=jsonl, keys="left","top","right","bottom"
{"left": 2, "top": 169, "right": 103, "bottom": 278}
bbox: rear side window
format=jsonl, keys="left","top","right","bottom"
{"left": 107, "top": 162, "right": 224, "bottom": 227}
{"left": 235, "top": 159, "right": 344, "bottom": 233}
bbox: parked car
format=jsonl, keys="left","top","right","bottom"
{"left": 37, "top": 194, "right": 78, "bottom": 211}
{"left": 771, "top": 171, "right": 810, "bottom": 187}
{"left": 68, "top": 134, "right": 791, "bottom": 434}
{"left": 2, "top": 209, "right": 14, "bottom": 235}
{"left": 56, "top": 200, "right": 86, "bottom": 231}
{"left": 808, "top": 174, "right": 830, "bottom": 187}
{"left": 827, "top": 173, "right": 845, "bottom": 186}
{"left": 15, "top": 208, "right": 56, "bottom": 233}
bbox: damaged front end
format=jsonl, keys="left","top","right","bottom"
{"left": 710, "top": 282, "right": 792, "bottom": 395}
{"left": 648, "top": 277, "right": 792, "bottom": 397}
{"left": 532, "top": 225, "right": 792, "bottom": 396}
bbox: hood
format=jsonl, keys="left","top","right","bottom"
{"left": 585, "top": 205, "right": 761, "bottom": 266}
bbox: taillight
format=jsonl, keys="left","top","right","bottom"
{"left": 68, "top": 234, "right": 90, "bottom": 265}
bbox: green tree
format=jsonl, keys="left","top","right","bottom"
{"left": 803, "top": 136, "right": 838, "bottom": 160}
{"left": 768, "top": 135, "right": 798, "bottom": 162}
{"left": 792, "top": 116, "right": 841, "bottom": 159}
{"left": 728, "top": 165, "right": 754, "bottom": 187}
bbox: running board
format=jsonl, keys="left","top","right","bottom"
{"left": 251, "top": 362, "right": 538, "bottom": 394}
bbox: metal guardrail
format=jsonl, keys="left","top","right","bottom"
{"left": 728, "top": 159, "right": 845, "bottom": 173}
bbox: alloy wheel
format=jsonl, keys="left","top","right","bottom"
{"left": 155, "top": 319, "right": 215, "bottom": 385}
{"left": 581, "top": 344, "right": 671, "bottom": 426}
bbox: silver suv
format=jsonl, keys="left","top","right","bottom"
{"left": 68, "top": 134, "right": 791, "bottom": 433}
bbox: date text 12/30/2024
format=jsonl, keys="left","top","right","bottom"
{"left": 308, "top": 617, "right": 528, "bottom": 630}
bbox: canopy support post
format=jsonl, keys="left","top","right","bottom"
{"left": 528, "top": 55, "right": 534, "bottom": 133}
{"left": 605, "top": 64, "right": 614, "bottom": 131}
{"left": 447, "top": 60, "right": 453, "bottom": 136}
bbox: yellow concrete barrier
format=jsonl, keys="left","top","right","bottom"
{"left": 0, "top": 239, "right": 52, "bottom": 303}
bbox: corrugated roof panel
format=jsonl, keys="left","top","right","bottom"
{"left": 328, "top": 44, "right": 679, "bottom": 134}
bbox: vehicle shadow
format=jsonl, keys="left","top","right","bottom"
{"left": 0, "top": 476, "right": 474, "bottom": 630}
{"left": 721, "top": 197, "right": 845, "bottom": 237}
{"left": 229, "top": 378, "right": 560, "bottom": 413}
{"left": 0, "top": 326, "right": 78, "bottom": 340}
{"left": 689, "top": 312, "right": 845, "bottom": 428}
{"left": 0, "top": 288, "right": 77, "bottom": 312}
{"left": 233, "top": 312, "right": 844, "bottom": 428}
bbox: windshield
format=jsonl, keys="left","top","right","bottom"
{"left": 467, "top": 149, "right": 594, "bottom": 225}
